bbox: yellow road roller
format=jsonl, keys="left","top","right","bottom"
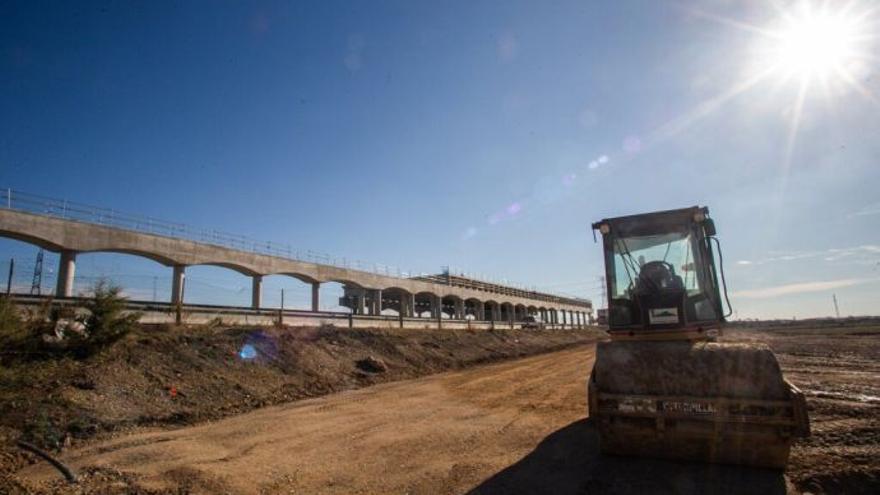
{"left": 589, "top": 206, "right": 809, "bottom": 468}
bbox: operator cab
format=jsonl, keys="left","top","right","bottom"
{"left": 592, "top": 206, "right": 726, "bottom": 339}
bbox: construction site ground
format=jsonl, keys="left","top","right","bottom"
{"left": 3, "top": 320, "right": 879, "bottom": 494}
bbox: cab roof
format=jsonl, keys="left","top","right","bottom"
{"left": 591, "top": 206, "right": 709, "bottom": 237}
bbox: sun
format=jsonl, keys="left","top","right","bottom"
{"left": 687, "top": 1, "right": 876, "bottom": 94}
{"left": 664, "top": 0, "right": 878, "bottom": 177}
{"left": 771, "top": 9, "right": 860, "bottom": 81}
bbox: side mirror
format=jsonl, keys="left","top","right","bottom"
{"left": 703, "top": 218, "right": 717, "bottom": 237}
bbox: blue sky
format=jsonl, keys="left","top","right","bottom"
{"left": 1, "top": 0, "right": 878, "bottom": 318}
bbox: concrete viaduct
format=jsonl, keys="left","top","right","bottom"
{"left": 0, "top": 208, "right": 592, "bottom": 326}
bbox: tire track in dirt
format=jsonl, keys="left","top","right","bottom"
{"left": 17, "top": 346, "right": 597, "bottom": 494}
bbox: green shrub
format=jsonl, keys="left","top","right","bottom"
{"left": 69, "top": 279, "right": 141, "bottom": 357}
{"left": 0, "top": 296, "right": 22, "bottom": 336}
{"left": 0, "top": 297, "right": 38, "bottom": 355}
{"left": 1, "top": 283, "right": 142, "bottom": 361}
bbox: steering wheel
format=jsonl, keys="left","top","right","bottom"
{"left": 638, "top": 261, "right": 676, "bottom": 291}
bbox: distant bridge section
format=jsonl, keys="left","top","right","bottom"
{"left": 0, "top": 190, "right": 592, "bottom": 326}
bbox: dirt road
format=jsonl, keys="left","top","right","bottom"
{"left": 18, "top": 344, "right": 795, "bottom": 494}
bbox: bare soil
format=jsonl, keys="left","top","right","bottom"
{"left": 728, "top": 322, "right": 880, "bottom": 494}
{"left": 0, "top": 323, "right": 599, "bottom": 492}
{"left": 4, "top": 321, "right": 880, "bottom": 494}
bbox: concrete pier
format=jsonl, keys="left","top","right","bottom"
{"left": 311, "top": 282, "right": 320, "bottom": 312}
{"left": 251, "top": 275, "right": 263, "bottom": 309}
{"left": 171, "top": 265, "right": 186, "bottom": 305}
{"left": 55, "top": 250, "right": 76, "bottom": 297}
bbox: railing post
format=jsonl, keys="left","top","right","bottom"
{"left": 6, "top": 188, "right": 11, "bottom": 209}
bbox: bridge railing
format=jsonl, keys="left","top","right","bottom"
{"left": 0, "top": 188, "right": 413, "bottom": 275}
{"left": 0, "top": 188, "right": 590, "bottom": 306}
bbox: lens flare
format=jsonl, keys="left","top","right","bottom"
{"left": 239, "top": 344, "right": 258, "bottom": 360}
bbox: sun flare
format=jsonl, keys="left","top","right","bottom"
{"left": 771, "top": 10, "right": 860, "bottom": 80}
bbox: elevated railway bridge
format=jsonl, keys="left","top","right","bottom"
{"left": 0, "top": 189, "right": 592, "bottom": 328}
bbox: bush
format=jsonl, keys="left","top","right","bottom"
{"left": 0, "top": 296, "right": 22, "bottom": 336}
{"left": 0, "top": 283, "right": 141, "bottom": 361}
{"left": 68, "top": 279, "right": 141, "bottom": 357}
{"left": 0, "top": 297, "right": 38, "bottom": 355}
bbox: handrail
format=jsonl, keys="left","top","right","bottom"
{"left": 0, "top": 188, "right": 404, "bottom": 272}
{"left": 0, "top": 188, "right": 591, "bottom": 307}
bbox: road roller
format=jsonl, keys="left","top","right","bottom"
{"left": 588, "top": 206, "right": 809, "bottom": 468}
